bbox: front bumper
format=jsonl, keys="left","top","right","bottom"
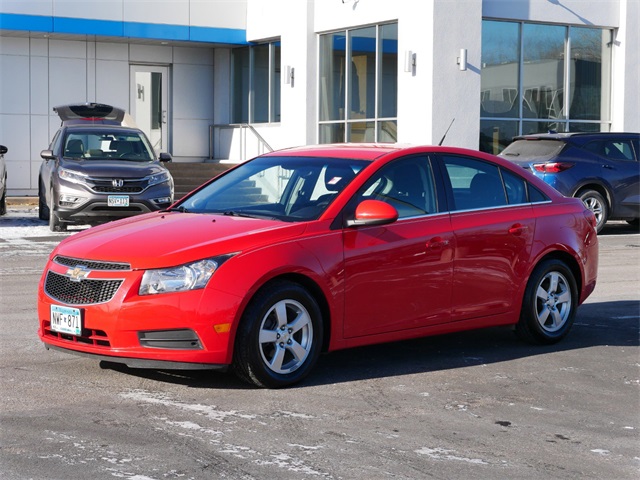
{"left": 37, "top": 257, "right": 242, "bottom": 367}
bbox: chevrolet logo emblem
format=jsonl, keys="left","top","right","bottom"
{"left": 66, "top": 266, "right": 90, "bottom": 282}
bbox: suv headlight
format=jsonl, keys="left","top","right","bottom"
{"left": 139, "top": 256, "right": 233, "bottom": 295}
{"left": 58, "top": 167, "right": 88, "bottom": 185}
{"left": 147, "top": 171, "right": 170, "bottom": 187}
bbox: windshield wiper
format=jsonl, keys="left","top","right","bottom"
{"left": 221, "top": 210, "right": 279, "bottom": 220}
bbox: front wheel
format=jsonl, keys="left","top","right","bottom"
{"left": 38, "top": 181, "right": 50, "bottom": 221}
{"left": 233, "top": 281, "right": 323, "bottom": 388}
{"left": 578, "top": 189, "right": 608, "bottom": 233}
{"left": 516, "top": 259, "right": 578, "bottom": 345}
{"left": 49, "top": 210, "right": 66, "bottom": 232}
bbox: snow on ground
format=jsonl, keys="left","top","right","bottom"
{"left": 0, "top": 206, "right": 88, "bottom": 240}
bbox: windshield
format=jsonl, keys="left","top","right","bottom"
{"left": 63, "top": 130, "right": 155, "bottom": 161}
{"left": 178, "top": 156, "right": 367, "bottom": 222}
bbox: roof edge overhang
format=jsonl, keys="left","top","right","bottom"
{"left": 0, "top": 13, "right": 249, "bottom": 46}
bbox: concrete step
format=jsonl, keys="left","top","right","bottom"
{"left": 166, "top": 162, "right": 234, "bottom": 199}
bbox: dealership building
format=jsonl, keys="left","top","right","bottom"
{"left": 0, "top": 0, "right": 637, "bottom": 196}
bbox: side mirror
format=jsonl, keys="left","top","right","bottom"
{"left": 40, "top": 149, "right": 56, "bottom": 160}
{"left": 0, "top": 145, "right": 7, "bottom": 155}
{"left": 346, "top": 199, "right": 399, "bottom": 227}
{"left": 159, "top": 152, "right": 172, "bottom": 162}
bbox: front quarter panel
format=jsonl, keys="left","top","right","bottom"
{"left": 203, "top": 221, "right": 346, "bottom": 361}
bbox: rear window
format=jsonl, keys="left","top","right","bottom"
{"left": 500, "top": 139, "right": 565, "bottom": 160}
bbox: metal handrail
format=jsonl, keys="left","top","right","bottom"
{"left": 210, "top": 123, "right": 274, "bottom": 161}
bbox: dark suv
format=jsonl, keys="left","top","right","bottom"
{"left": 500, "top": 132, "right": 639, "bottom": 232}
{"left": 39, "top": 104, "right": 174, "bottom": 231}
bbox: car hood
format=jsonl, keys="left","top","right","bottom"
{"left": 59, "top": 159, "right": 167, "bottom": 178}
{"left": 52, "top": 212, "right": 307, "bottom": 269}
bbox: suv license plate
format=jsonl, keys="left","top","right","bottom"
{"left": 108, "top": 195, "right": 130, "bottom": 207}
{"left": 50, "top": 305, "right": 82, "bottom": 336}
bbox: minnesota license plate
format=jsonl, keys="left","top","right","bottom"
{"left": 108, "top": 195, "right": 129, "bottom": 207}
{"left": 50, "top": 305, "right": 82, "bottom": 336}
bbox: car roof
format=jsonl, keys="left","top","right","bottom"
{"left": 262, "top": 143, "right": 498, "bottom": 162}
{"left": 54, "top": 103, "right": 139, "bottom": 128}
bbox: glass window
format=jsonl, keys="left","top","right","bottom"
{"left": 522, "top": 24, "right": 565, "bottom": 123}
{"left": 231, "top": 47, "right": 250, "bottom": 123}
{"left": 481, "top": 21, "right": 520, "bottom": 121}
{"left": 354, "top": 156, "right": 437, "bottom": 218}
{"left": 569, "top": 27, "right": 611, "bottom": 124}
{"left": 480, "top": 20, "right": 612, "bottom": 154}
{"left": 319, "top": 32, "right": 346, "bottom": 122}
{"left": 319, "top": 23, "right": 397, "bottom": 143}
{"left": 179, "top": 156, "right": 366, "bottom": 222}
{"left": 232, "top": 41, "right": 281, "bottom": 124}
{"left": 442, "top": 156, "right": 507, "bottom": 211}
{"left": 501, "top": 169, "right": 527, "bottom": 205}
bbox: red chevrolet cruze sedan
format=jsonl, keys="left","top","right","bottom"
{"left": 38, "top": 144, "right": 598, "bottom": 388}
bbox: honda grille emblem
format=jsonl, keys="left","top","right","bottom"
{"left": 112, "top": 178, "right": 124, "bottom": 188}
{"left": 66, "top": 266, "right": 90, "bottom": 282}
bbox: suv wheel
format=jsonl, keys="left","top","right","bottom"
{"left": 49, "top": 211, "right": 66, "bottom": 232}
{"left": 578, "top": 189, "right": 608, "bottom": 233}
{"left": 38, "top": 181, "right": 50, "bottom": 221}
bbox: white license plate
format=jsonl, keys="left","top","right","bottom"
{"left": 108, "top": 195, "right": 130, "bottom": 207}
{"left": 50, "top": 305, "right": 82, "bottom": 336}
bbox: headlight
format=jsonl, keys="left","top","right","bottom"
{"left": 139, "top": 256, "right": 232, "bottom": 295}
{"left": 58, "top": 167, "right": 88, "bottom": 184}
{"left": 147, "top": 171, "right": 170, "bottom": 187}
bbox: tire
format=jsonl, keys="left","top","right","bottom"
{"left": 233, "top": 281, "right": 323, "bottom": 388}
{"left": 578, "top": 189, "right": 608, "bottom": 233}
{"left": 49, "top": 210, "right": 66, "bottom": 232}
{"left": 0, "top": 186, "right": 6, "bottom": 216}
{"left": 38, "top": 181, "right": 50, "bottom": 221}
{"left": 516, "top": 259, "right": 578, "bottom": 345}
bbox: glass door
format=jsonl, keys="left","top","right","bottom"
{"left": 130, "top": 65, "right": 169, "bottom": 154}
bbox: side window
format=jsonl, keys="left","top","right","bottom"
{"left": 355, "top": 156, "right": 437, "bottom": 219}
{"left": 603, "top": 141, "right": 634, "bottom": 161}
{"left": 442, "top": 155, "right": 507, "bottom": 211}
{"left": 501, "top": 169, "right": 528, "bottom": 205}
{"left": 585, "top": 140, "right": 636, "bottom": 161}
{"left": 527, "top": 183, "right": 549, "bottom": 203}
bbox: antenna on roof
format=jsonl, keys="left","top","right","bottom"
{"left": 438, "top": 118, "right": 455, "bottom": 146}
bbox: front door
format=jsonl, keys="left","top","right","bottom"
{"left": 342, "top": 155, "right": 454, "bottom": 338}
{"left": 130, "top": 65, "right": 169, "bottom": 154}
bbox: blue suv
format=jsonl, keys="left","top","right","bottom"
{"left": 500, "top": 132, "right": 639, "bottom": 232}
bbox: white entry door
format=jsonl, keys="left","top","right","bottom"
{"left": 130, "top": 65, "right": 169, "bottom": 154}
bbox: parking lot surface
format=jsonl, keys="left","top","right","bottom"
{"left": 1, "top": 205, "right": 638, "bottom": 479}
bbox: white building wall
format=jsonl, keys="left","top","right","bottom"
{"left": 0, "top": 0, "right": 637, "bottom": 195}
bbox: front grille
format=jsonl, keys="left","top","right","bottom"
{"left": 45, "top": 271, "right": 122, "bottom": 305}
{"left": 89, "top": 177, "right": 147, "bottom": 194}
{"left": 93, "top": 185, "right": 143, "bottom": 193}
{"left": 54, "top": 255, "right": 131, "bottom": 271}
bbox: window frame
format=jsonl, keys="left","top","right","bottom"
{"left": 318, "top": 22, "right": 398, "bottom": 144}
{"left": 231, "top": 40, "right": 281, "bottom": 125}
{"left": 480, "top": 19, "right": 613, "bottom": 154}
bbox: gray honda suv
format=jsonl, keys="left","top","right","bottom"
{"left": 39, "top": 103, "right": 174, "bottom": 231}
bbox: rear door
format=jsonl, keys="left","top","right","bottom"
{"left": 582, "top": 137, "right": 640, "bottom": 217}
{"left": 439, "top": 154, "right": 536, "bottom": 321}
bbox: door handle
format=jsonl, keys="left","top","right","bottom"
{"left": 426, "top": 236, "right": 449, "bottom": 249}
{"left": 508, "top": 224, "right": 528, "bottom": 236}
